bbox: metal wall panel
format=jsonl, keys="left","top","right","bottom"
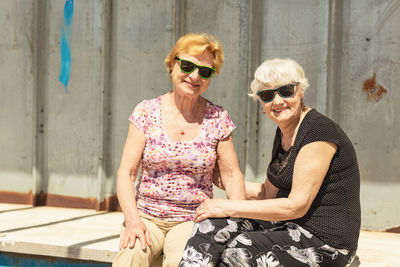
{"left": 0, "top": 0, "right": 399, "bottom": 230}
{"left": 0, "top": 1, "right": 35, "bottom": 193}
{"left": 256, "top": 0, "right": 331, "bottom": 177}
{"left": 110, "top": 0, "right": 176, "bottom": 185}
{"left": 39, "top": 1, "right": 107, "bottom": 200}
{"left": 340, "top": 0, "right": 400, "bottom": 230}
{"left": 188, "top": 0, "right": 253, "bottom": 198}
{"left": 187, "top": 0, "right": 251, "bottom": 175}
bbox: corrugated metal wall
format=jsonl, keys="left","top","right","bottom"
{"left": 0, "top": 0, "right": 399, "bottom": 230}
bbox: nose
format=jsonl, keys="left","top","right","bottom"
{"left": 272, "top": 92, "right": 284, "bottom": 104}
{"left": 188, "top": 67, "right": 200, "bottom": 80}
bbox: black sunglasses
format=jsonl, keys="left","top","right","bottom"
{"left": 256, "top": 82, "right": 299, "bottom": 103}
{"left": 175, "top": 57, "right": 216, "bottom": 79}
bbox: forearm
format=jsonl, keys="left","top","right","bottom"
{"left": 116, "top": 173, "right": 141, "bottom": 222}
{"left": 222, "top": 171, "right": 246, "bottom": 200}
{"left": 215, "top": 134, "right": 246, "bottom": 200}
{"left": 244, "top": 181, "right": 265, "bottom": 200}
{"left": 219, "top": 198, "right": 306, "bottom": 221}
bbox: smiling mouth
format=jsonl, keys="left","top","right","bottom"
{"left": 273, "top": 107, "right": 288, "bottom": 112}
{"left": 184, "top": 80, "right": 199, "bottom": 88}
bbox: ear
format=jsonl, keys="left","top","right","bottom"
{"left": 169, "top": 60, "right": 177, "bottom": 73}
{"left": 297, "top": 87, "right": 305, "bottom": 99}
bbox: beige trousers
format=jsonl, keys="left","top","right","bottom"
{"left": 112, "top": 212, "right": 194, "bottom": 267}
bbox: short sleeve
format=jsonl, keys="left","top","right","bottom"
{"left": 128, "top": 100, "right": 148, "bottom": 134}
{"left": 217, "top": 108, "right": 236, "bottom": 140}
{"left": 301, "top": 118, "right": 340, "bottom": 147}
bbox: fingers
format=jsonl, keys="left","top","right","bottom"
{"left": 138, "top": 232, "right": 147, "bottom": 250}
{"left": 195, "top": 207, "right": 209, "bottom": 222}
{"left": 195, "top": 212, "right": 209, "bottom": 223}
{"left": 145, "top": 229, "right": 152, "bottom": 247}
{"left": 119, "top": 230, "right": 136, "bottom": 250}
{"left": 128, "top": 234, "right": 137, "bottom": 249}
{"left": 119, "top": 227, "right": 151, "bottom": 251}
{"left": 118, "top": 233, "right": 124, "bottom": 250}
{"left": 138, "top": 230, "right": 152, "bottom": 249}
{"left": 194, "top": 214, "right": 202, "bottom": 223}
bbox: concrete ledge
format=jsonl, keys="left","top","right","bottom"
{"left": 1, "top": 203, "right": 400, "bottom": 266}
{"left": 0, "top": 203, "right": 120, "bottom": 263}
{"left": 354, "top": 230, "right": 400, "bottom": 267}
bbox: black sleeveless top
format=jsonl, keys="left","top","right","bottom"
{"left": 267, "top": 109, "right": 361, "bottom": 251}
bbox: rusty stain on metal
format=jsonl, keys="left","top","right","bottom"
{"left": 362, "top": 73, "right": 387, "bottom": 102}
{"left": 0, "top": 190, "right": 120, "bottom": 211}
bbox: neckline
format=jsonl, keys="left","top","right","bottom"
{"left": 279, "top": 108, "right": 315, "bottom": 151}
{"left": 158, "top": 96, "right": 208, "bottom": 144}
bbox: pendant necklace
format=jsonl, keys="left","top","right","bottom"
{"left": 180, "top": 123, "right": 191, "bottom": 135}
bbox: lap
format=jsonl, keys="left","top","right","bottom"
{"left": 112, "top": 217, "right": 165, "bottom": 267}
{"left": 113, "top": 214, "right": 194, "bottom": 267}
{"left": 163, "top": 220, "right": 194, "bottom": 267}
{"left": 181, "top": 218, "right": 352, "bottom": 267}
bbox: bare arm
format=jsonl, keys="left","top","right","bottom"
{"left": 245, "top": 178, "right": 279, "bottom": 200}
{"left": 243, "top": 181, "right": 265, "bottom": 200}
{"left": 195, "top": 141, "right": 337, "bottom": 222}
{"left": 215, "top": 134, "right": 246, "bottom": 200}
{"left": 116, "top": 123, "right": 150, "bottom": 250}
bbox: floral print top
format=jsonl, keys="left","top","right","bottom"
{"left": 129, "top": 96, "right": 236, "bottom": 222}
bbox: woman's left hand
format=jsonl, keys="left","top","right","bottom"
{"left": 195, "top": 199, "right": 230, "bottom": 222}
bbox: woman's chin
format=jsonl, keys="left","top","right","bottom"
{"left": 270, "top": 111, "right": 292, "bottom": 123}
{"left": 178, "top": 86, "right": 202, "bottom": 97}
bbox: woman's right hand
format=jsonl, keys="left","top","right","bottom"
{"left": 117, "top": 122, "right": 149, "bottom": 250}
{"left": 119, "top": 217, "right": 152, "bottom": 250}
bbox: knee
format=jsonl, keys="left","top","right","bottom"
{"left": 162, "top": 255, "right": 180, "bottom": 267}
{"left": 112, "top": 246, "right": 153, "bottom": 267}
{"left": 112, "top": 248, "right": 134, "bottom": 267}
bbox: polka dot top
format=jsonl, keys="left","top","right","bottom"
{"left": 267, "top": 109, "right": 361, "bottom": 251}
{"left": 129, "top": 96, "right": 236, "bottom": 222}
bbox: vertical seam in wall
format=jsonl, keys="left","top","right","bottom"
{"left": 173, "top": 0, "right": 177, "bottom": 41}
{"left": 31, "top": 0, "right": 38, "bottom": 204}
{"left": 32, "top": 0, "right": 49, "bottom": 206}
{"left": 31, "top": 0, "right": 39, "bottom": 205}
{"left": 239, "top": 0, "right": 250, "bottom": 173}
{"left": 95, "top": 0, "right": 105, "bottom": 211}
{"left": 96, "top": 0, "right": 113, "bottom": 211}
{"left": 174, "top": 0, "right": 187, "bottom": 42}
{"left": 326, "top": 0, "right": 343, "bottom": 123}
{"left": 244, "top": 0, "right": 262, "bottom": 179}
{"left": 108, "top": 0, "right": 118, "bottom": 205}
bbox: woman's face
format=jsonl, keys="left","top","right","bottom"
{"left": 259, "top": 83, "right": 304, "bottom": 126}
{"left": 170, "top": 51, "right": 214, "bottom": 97}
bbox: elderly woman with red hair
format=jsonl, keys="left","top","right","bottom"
{"left": 112, "top": 33, "right": 246, "bottom": 267}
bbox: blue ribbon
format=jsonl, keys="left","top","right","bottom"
{"left": 59, "top": 0, "right": 74, "bottom": 93}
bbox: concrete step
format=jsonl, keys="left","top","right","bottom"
{"left": 0, "top": 203, "right": 399, "bottom": 266}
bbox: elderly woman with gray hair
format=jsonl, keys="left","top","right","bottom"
{"left": 179, "top": 58, "right": 361, "bottom": 267}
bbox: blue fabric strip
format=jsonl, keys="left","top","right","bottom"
{"left": 59, "top": 0, "right": 74, "bottom": 93}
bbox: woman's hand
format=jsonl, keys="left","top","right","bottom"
{"left": 195, "top": 199, "right": 230, "bottom": 222}
{"left": 119, "top": 217, "right": 151, "bottom": 250}
{"left": 117, "top": 123, "right": 149, "bottom": 250}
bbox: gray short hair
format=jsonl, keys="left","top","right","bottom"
{"left": 249, "top": 58, "right": 309, "bottom": 101}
